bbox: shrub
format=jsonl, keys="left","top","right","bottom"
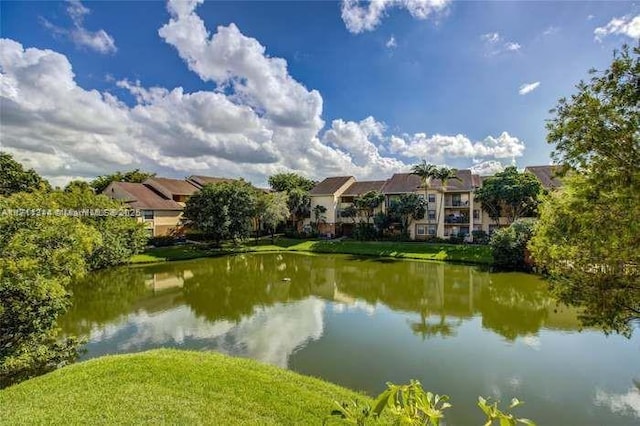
{"left": 472, "top": 230, "right": 490, "bottom": 245}
{"left": 148, "top": 235, "right": 177, "bottom": 247}
{"left": 490, "top": 219, "right": 536, "bottom": 271}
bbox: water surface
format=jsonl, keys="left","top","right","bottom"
{"left": 62, "top": 253, "right": 640, "bottom": 425}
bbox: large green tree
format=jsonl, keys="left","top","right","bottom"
{"left": 529, "top": 44, "right": 640, "bottom": 335}
{"left": 0, "top": 152, "right": 50, "bottom": 196}
{"left": 388, "top": 193, "right": 426, "bottom": 237}
{"left": 90, "top": 169, "right": 156, "bottom": 193}
{"left": 353, "top": 190, "right": 384, "bottom": 223}
{"left": 474, "top": 166, "right": 542, "bottom": 225}
{"left": 258, "top": 192, "right": 290, "bottom": 241}
{"left": 183, "top": 181, "right": 257, "bottom": 245}
{"left": 268, "top": 173, "right": 315, "bottom": 231}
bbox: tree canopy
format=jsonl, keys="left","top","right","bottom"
{"left": 0, "top": 152, "right": 50, "bottom": 196}
{"left": 529, "top": 44, "right": 640, "bottom": 336}
{"left": 90, "top": 169, "right": 156, "bottom": 193}
{"left": 258, "top": 192, "right": 290, "bottom": 240}
{"left": 267, "top": 172, "right": 315, "bottom": 193}
{"left": 389, "top": 193, "right": 426, "bottom": 236}
{"left": 474, "top": 166, "right": 542, "bottom": 225}
{"left": 183, "top": 181, "right": 258, "bottom": 244}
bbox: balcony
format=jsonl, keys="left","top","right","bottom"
{"left": 444, "top": 215, "right": 470, "bottom": 224}
{"left": 444, "top": 200, "right": 470, "bottom": 208}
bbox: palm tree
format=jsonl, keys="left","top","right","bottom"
{"left": 433, "top": 167, "right": 461, "bottom": 234}
{"left": 410, "top": 161, "right": 437, "bottom": 190}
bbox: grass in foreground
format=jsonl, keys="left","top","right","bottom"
{"left": 130, "top": 238, "right": 492, "bottom": 265}
{"left": 0, "top": 349, "right": 371, "bottom": 425}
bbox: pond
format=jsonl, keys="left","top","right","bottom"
{"left": 61, "top": 253, "right": 640, "bottom": 425}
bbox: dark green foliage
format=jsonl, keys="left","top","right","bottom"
{"left": 267, "top": 172, "right": 315, "bottom": 192}
{"left": 531, "top": 44, "right": 640, "bottom": 335}
{"left": 472, "top": 230, "right": 490, "bottom": 245}
{"left": 90, "top": 169, "right": 155, "bottom": 193}
{"left": 490, "top": 219, "right": 535, "bottom": 271}
{"left": 353, "top": 223, "right": 377, "bottom": 241}
{"left": 474, "top": 167, "right": 542, "bottom": 225}
{"left": 388, "top": 193, "right": 426, "bottom": 237}
{"left": 0, "top": 162, "right": 148, "bottom": 386}
{"left": 0, "top": 152, "right": 50, "bottom": 196}
{"left": 353, "top": 190, "right": 384, "bottom": 223}
{"left": 183, "top": 181, "right": 257, "bottom": 245}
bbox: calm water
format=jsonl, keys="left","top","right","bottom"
{"left": 62, "top": 253, "right": 640, "bottom": 425}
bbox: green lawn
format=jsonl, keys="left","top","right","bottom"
{"left": 130, "top": 238, "right": 492, "bottom": 265}
{"left": 0, "top": 349, "right": 371, "bottom": 425}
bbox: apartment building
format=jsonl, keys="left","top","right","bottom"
{"left": 307, "top": 165, "right": 561, "bottom": 241}
{"left": 103, "top": 175, "right": 270, "bottom": 236}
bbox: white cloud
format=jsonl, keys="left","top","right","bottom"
{"left": 594, "top": 387, "right": 640, "bottom": 419}
{"left": 481, "top": 32, "right": 522, "bottom": 56}
{"left": 386, "top": 35, "right": 397, "bottom": 48}
{"left": 0, "top": 0, "right": 527, "bottom": 186}
{"left": 387, "top": 131, "right": 525, "bottom": 161}
{"left": 42, "top": 0, "right": 116, "bottom": 54}
{"left": 505, "top": 42, "right": 521, "bottom": 51}
{"left": 470, "top": 160, "right": 505, "bottom": 176}
{"left": 542, "top": 26, "right": 559, "bottom": 36}
{"left": 594, "top": 15, "right": 640, "bottom": 41}
{"left": 341, "top": 0, "right": 450, "bottom": 34}
{"left": 518, "top": 81, "right": 540, "bottom": 95}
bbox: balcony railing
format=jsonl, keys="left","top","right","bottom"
{"left": 444, "top": 200, "right": 470, "bottom": 208}
{"left": 444, "top": 216, "right": 470, "bottom": 224}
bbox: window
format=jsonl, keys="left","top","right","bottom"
{"left": 427, "top": 225, "right": 436, "bottom": 236}
{"left": 428, "top": 210, "right": 436, "bottom": 220}
{"left": 451, "top": 194, "right": 461, "bottom": 206}
{"left": 341, "top": 196, "right": 354, "bottom": 203}
{"left": 473, "top": 209, "right": 480, "bottom": 220}
{"left": 142, "top": 210, "right": 154, "bottom": 220}
{"left": 428, "top": 194, "right": 436, "bottom": 203}
{"left": 416, "top": 225, "right": 426, "bottom": 236}
{"left": 460, "top": 227, "right": 470, "bottom": 236}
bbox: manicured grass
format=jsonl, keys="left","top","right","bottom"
{"left": 129, "top": 238, "right": 492, "bottom": 265}
{"left": 0, "top": 349, "right": 371, "bottom": 425}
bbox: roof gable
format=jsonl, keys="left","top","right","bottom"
{"left": 103, "top": 182, "right": 183, "bottom": 210}
{"left": 309, "top": 176, "right": 354, "bottom": 195}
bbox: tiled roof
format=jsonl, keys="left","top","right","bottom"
{"left": 144, "top": 177, "right": 200, "bottom": 198}
{"left": 381, "top": 173, "right": 422, "bottom": 194}
{"left": 103, "top": 182, "right": 183, "bottom": 210}
{"left": 188, "top": 175, "right": 238, "bottom": 188}
{"left": 342, "top": 180, "right": 387, "bottom": 196}
{"left": 430, "top": 169, "right": 474, "bottom": 191}
{"left": 309, "top": 176, "right": 354, "bottom": 195}
{"left": 525, "top": 165, "right": 563, "bottom": 189}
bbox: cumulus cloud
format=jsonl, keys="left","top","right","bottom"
{"left": 0, "top": 0, "right": 527, "bottom": 186}
{"left": 518, "top": 81, "right": 540, "bottom": 95}
{"left": 341, "top": 0, "right": 450, "bottom": 34}
{"left": 470, "top": 160, "right": 506, "bottom": 176}
{"left": 41, "top": 0, "right": 116, "bottom": 54}
{"left": 387, "top": 131, "right": 525, "bottom": 161}
{"left": 594, "top": 15, "right": 640, "bottom": 41}
{"left": 481, "top": 32, "right": 522, "bottom": 56}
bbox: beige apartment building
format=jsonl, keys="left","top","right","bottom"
{"left": 306, "top": 165, "right": 560, "bottom": 241}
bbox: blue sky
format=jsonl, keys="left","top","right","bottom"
{"left": 1, "top": 1, "right": 638, "bottom": 186}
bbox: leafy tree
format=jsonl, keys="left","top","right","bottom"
{"left": 353, "top": 190, "right": 384, "bottom": 223}
{"left": 64, "top": 180, "right": 92, "bottom": 193}
{"left": 259, "top": 192, "right": 290, "bottom": 241}
{"left": 490, "top": 219, "right": 535, "bottom": 271}
{"left": 90, "top": 169, "right": 156, "bottom": 193}
{"left": 340, "top": 204, "right": 358, "bottom": 223}
{"left": 267, "top": 172, "right": 315, "bottom": 192}
{"left": 530, "top": 44, "right": 640, "bottom": 335}
{"left": 0, "top": 152, "right": 50, "bottom": 196}
{"left": 268, "top": 173, "right": 315, "bottom": 232}
{"left": 287, "top": 187, "right": 311, "bottom": 230}
{"left": 312, "top": 204, "right": 327, "bottom": 232}
{"left": 0, "top": 214, "right": 101, "bottom": 387}
{"left": 183, "top": 181, "right": 257, "bottom": 245}
{"left": 474, "top": 167, "right": 542, "bottom": 225}
{"left": 410, "top": 160, "right": 437, "bottom": 189}
{"left": 389, "top": 193, "right": 426, "bottom": 236}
